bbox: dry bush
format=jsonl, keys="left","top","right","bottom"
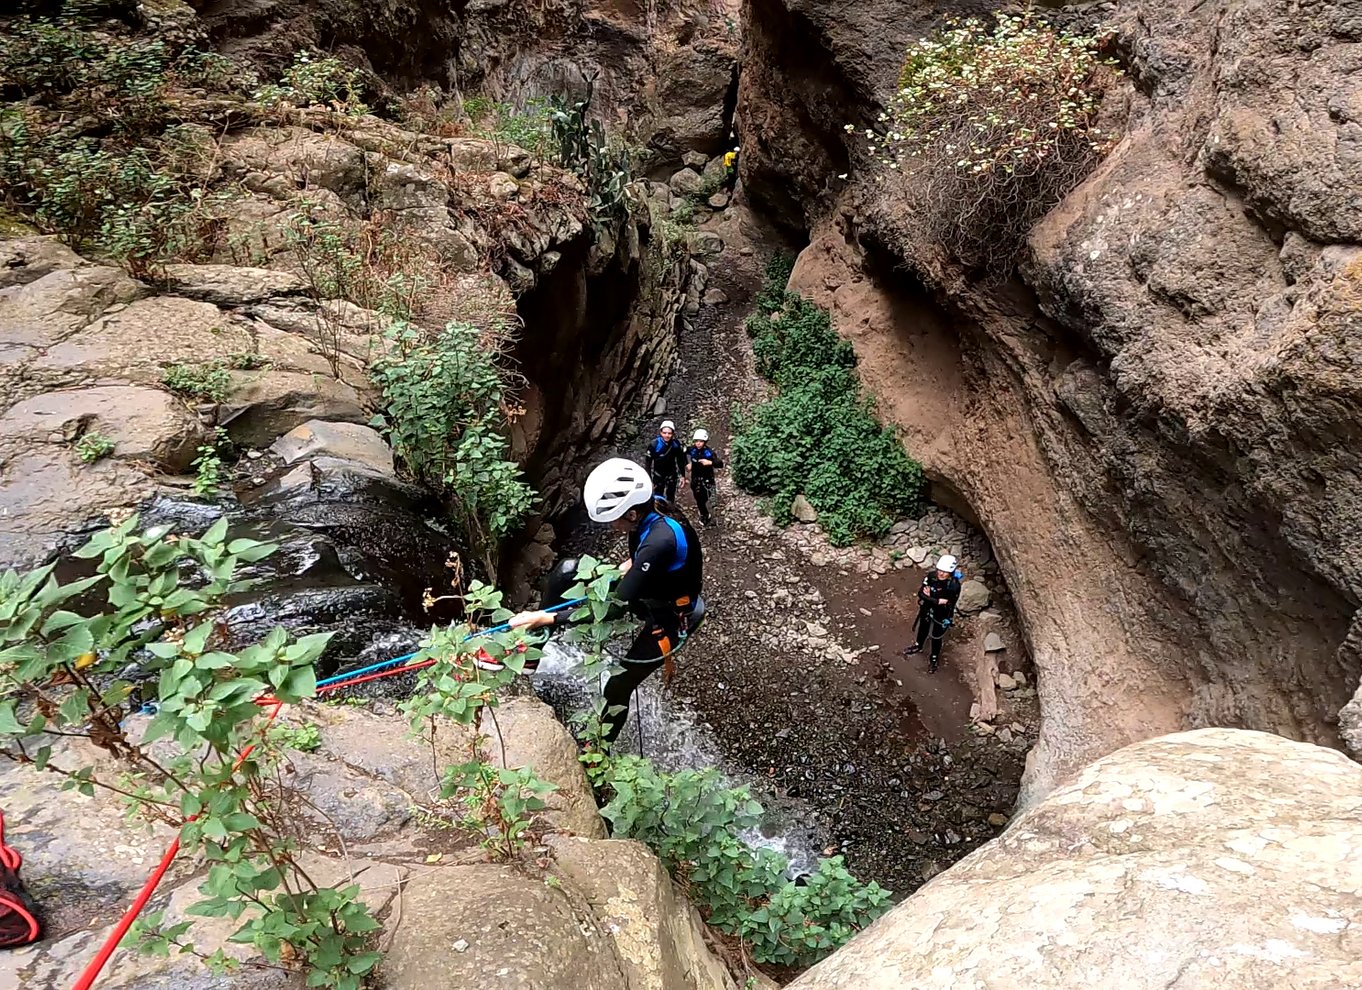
{"left": 861, "top": 13, "right": 1120, "bottom": 272}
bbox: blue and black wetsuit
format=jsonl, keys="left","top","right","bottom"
{"left": 552, "top": 502, "right": 704, "bottom": 741}
{"left": 908, "top": 570, "right": 961, "bottom": 671}
{"left": 644, "top": 435, "right": 686, "bottom": 502}
{"left": 685, "top": 444, "right": 724, "bottom": 523}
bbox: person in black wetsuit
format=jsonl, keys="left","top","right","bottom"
{"left": 903, "top": 554, "right": 961, "bottom": 673}
{"left": 685, "top": 428, "right": 724, "bottom": 525}
{"left": 510, "top": 458, "right": 704, "bottom": 743}
{"left": 644, "top": 420, "right": 686, "bottom": 503}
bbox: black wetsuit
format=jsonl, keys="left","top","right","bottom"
{"left": 554, "top": 506, "right": 704, "bottom": 742}
{"left": 685, "top": 444, "right": 724, "bottom": 524}
{"left": 909, "top": 570, "right": 961, "bottom": 670}
{"left": 645, "top": 435, "right": 686, "bottom": 503}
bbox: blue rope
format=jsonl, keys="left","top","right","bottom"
{"left": 315, "top": 596, "right": 589, "bottom": 689}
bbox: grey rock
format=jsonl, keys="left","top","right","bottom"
{"left": 956, "top": 580, "right": 990, "bottom": 614}
{"left": 669, "top": 168, "right": 704, "bottom": 197}
{"left": 270, "top": 419, "right": 395, "bottom": 477}
{"left": 792, "top": 494, "right": 818, "bottom": 523}
{"left": 984, "top": 632, "right": 1006, "bottom": 653}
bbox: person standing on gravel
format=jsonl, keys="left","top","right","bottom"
{"left": 903, "top": 554, "right": 961, "bottom": 673}
{"left": 644, "top": 420, "right": 686, "bottom": 503}
{"left": 685, "top": 429, "right": 724, "bottom": 525}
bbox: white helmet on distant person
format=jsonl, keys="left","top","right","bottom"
{"left": 935, "top": 554, "right": 958, "bottom": 574}
{"left": 584, "top": 458, "right": 653, "bottom": 522}
{"left": 693, "top": 429, "right": 709, "bottom": 442}
{"left": 660, "top": 420, "right": 675, "bottom": 433}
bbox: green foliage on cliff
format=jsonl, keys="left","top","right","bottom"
{"left": 732, "top": 256, "right": 926, "bottom": 545}
{"left": 857, "top": 12, "right": 1118, "bottom": 268}
{"left": 369, "top": 321, "right": 536, "bottom": 567}
{"left": 599, "top": 756, "right": 892, "bottom": 966}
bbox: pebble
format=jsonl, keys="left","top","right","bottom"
{"left": 247, "top": 450, "right": 263, "bottom": 460}
{"left": 995, "top": 672, "right": 1017, "bottom": 691}
{"left": 988, "top": 813, "right": 1008, "bottom": 827}
{"left": 858, "top": 607, "right": 872, "bottom": 617}
{"left": 998, "top": 728, "right": 1014, "bottom": 744}
{"left": 452, "top": 939, "right": 469, "bottom": 952}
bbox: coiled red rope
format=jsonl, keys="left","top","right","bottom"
{"left": 0, "top": 810, "right": 42, "bottom": 949}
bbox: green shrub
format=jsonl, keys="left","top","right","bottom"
{"left": 253, "top": 50, "right": 367, "bottom": 116}
{"left": 0, "top": 517, "right": 380, "bottom": 989}
{"left": 731, "top": 259, "right": 925, "bottom": 544}
{"left": 601, "top": 756, "right": 891, "bottom": 966}
{"left": 370, "top": 322, "right": 536, "bottom": 565}
{"left": 548, "top": 83, "right": 631, "bottom": 229}
{"left": 75, "top": 432, "right": 115, "bottom": 463}
{"left": 163, "top": 362, "right": 232, "bottom": 402}
{"left": 0, "top": 111, "right": 225, "bottom": 271}
{"left": 469, "top": 96, "right": 553, "bottom": 157}
{"left": 859, "top": 13, "right": 1118, "bottom": 268}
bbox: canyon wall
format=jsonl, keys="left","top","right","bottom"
{"left": 738, "top": 0, "right": 1362, "bottom": 797}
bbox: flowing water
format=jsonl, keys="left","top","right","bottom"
{"left": 532, "top": 641, "right": 820, "bottom": 876}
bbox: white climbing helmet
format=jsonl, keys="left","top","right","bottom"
{"left": 693, "top": 429, "right": 709, "bottom": 442}
{"left": 935, "top": 554, "right": 958, "bottom": 573}
{"left": 584, "top": 458, "right": 654, "bottom": 523}
{"left": 660, "top": 420, "right": 675, "bottom": 433}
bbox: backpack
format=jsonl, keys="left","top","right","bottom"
{"left": 0, "top": 811, "right": 41, "bottom": 949}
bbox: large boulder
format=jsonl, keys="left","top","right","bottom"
{"left": 0, "top": 385, "right": 206, "bottom": 472}
{"left": 383, "top": 844, "right": 739, "bottom": 990}
{"left": 306, "top": 696, "right": 606, "bottom": 840}
{"left": 790, "top": 729, "right": 1362, "bottom": 990}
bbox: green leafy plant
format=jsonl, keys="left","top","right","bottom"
{"left": 470, "top": 96, "right": 553, "bottom": 157}
{"left": 732, "top": 257, "right": 926, "bottom": 545}
{"left": 0, "top": 517, "right": 380, "bottom": 988}
{"left": 163, "top": 362, "right": 232, "bottom": 403}
{"left": 397, "top": 582, "right": 558, "bottom": 859}
{"left": 191, "top": 427, "right": 228, "bottom": 497}
{"left": 599, "top": 756, "right": 892, "bottom": 966}
{"left": 269, "top": 722, "right": 322, "bottom": 753}
{"left": 253, "top": 51, "right": 367, "bottom": 117}
{"left": 75, "top": 432, "right": 115, "bottom": 463}
{"left": 857, "top": 13, "right": 1119, "bottom": 268}
{"left": 369, "top": 321, "right": 535, "bottom": 570}
{"left": 548, "top": 82, "right": 632, "bottom": 231}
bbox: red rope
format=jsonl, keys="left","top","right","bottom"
{"left": 314, "top": 658, "right": 436, "bottom": 695}
{"left": 71, "top": 652, "right": 442, "bottom": 989}
{"left": 70, "top": 699, "right": 285, "bottom": 990}
{"left": 69, "top": 835, "right": 181, "bottom": 990}
{"left": 0, "top": 810, "right": 41, "bottom": 948}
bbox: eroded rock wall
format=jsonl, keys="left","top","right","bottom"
{"left": 739, "top": 0, "right": 1362, "bottom": 796}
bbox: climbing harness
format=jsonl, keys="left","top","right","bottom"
{"left": 0, "top": 810, "right": 40, "bottom": 949}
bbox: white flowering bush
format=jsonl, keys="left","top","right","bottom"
{"left": 852, "top": 14, "right": 1119, "bottom": 269}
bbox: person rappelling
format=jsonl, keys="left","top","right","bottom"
{"left": 902, "top": 554, "right": 961, "bottom": 673}
{"left": 510, "top": 458, "right": 704, "bottom": 743}
{"left": 644, "top": 420, "right": 686, "bottom": 503}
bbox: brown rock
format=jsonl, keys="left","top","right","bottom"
{"left": 790, "top": 730, "right": 1362, "bottom": 990}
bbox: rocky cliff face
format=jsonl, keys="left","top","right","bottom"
{"left": 738, "top": 0, "right": 1362, "bottom": 798}
{"left": 195, "top": 0, "right": 742, "bottom": 171}
{"left": 789, "top": 728, "right": 1362, "bottom": 989}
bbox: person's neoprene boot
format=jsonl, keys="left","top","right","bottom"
{"left": 903, "top": 643, "right": 922, "bottom": 656}
{"left": 929, "top": 656, "right": 939, "bottom": 673}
